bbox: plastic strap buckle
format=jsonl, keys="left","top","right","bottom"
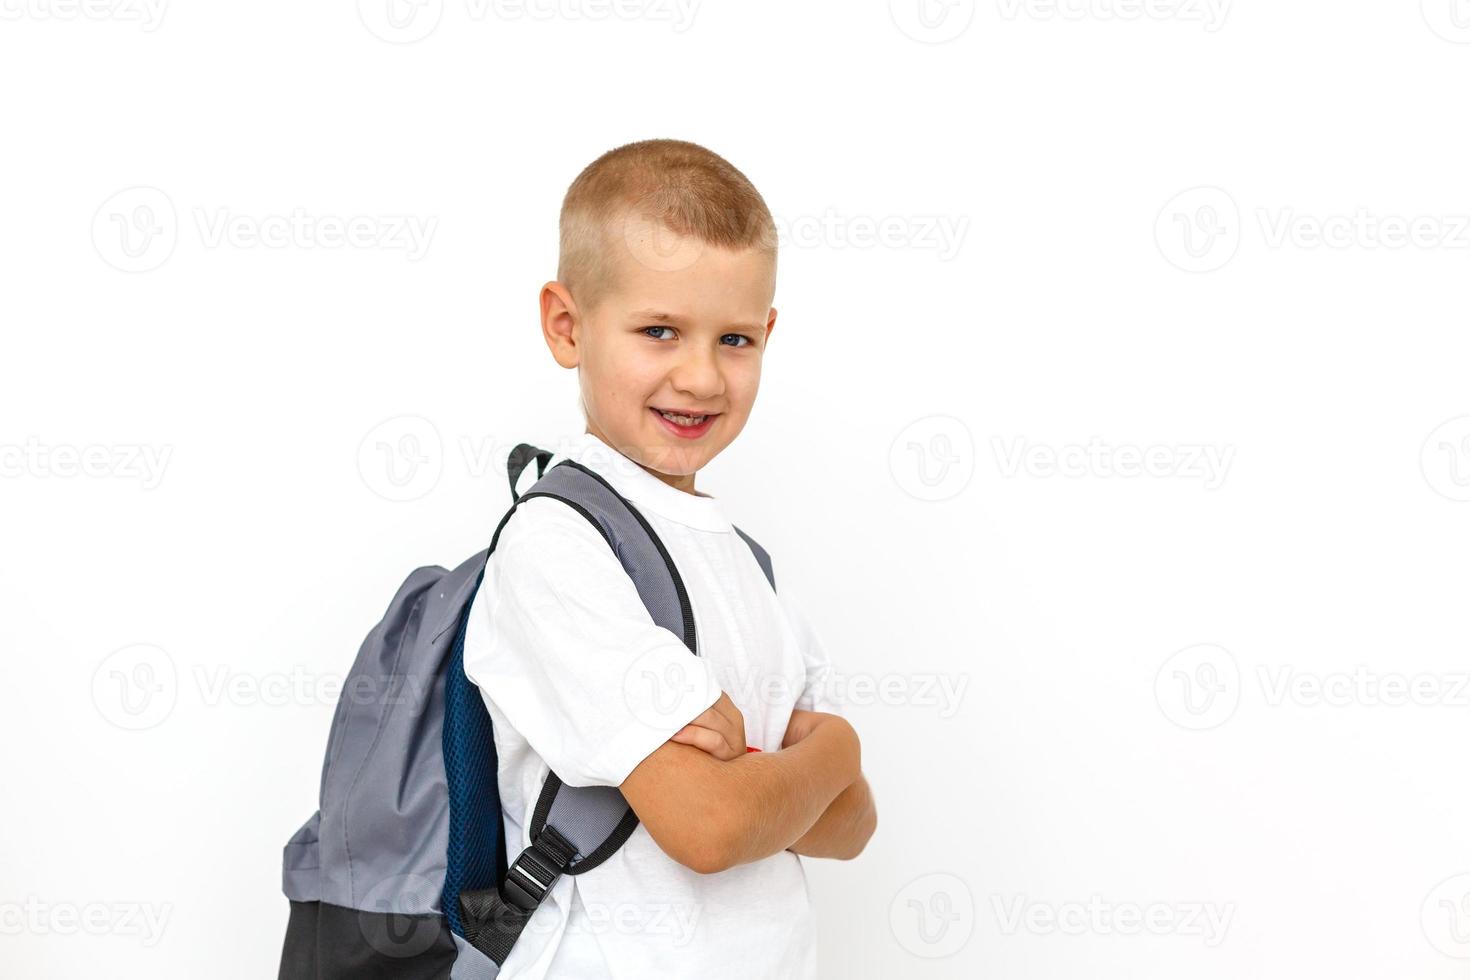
{"left": 502, "top": 826, "right": 578, "bottom": 912}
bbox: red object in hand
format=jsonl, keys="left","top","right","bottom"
{"left": 745, "top": 746, "right": 761, "bottom": 753}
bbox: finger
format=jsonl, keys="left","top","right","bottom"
{"left": 670, "top": 725, "right": 735, "bottom": 759}
{"left": 709, "top": 697, "right": 746, "bottom": 746}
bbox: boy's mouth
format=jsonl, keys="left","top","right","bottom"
{"left": 650, "top": 406, "right": 719, "bottom": 438}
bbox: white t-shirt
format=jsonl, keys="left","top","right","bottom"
{"left": 461, "top": 430, "right": 840, "bottom": 980}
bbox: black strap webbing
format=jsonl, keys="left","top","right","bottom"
{"left": 460, "top": 826, "right": 577, "bottom": 964}
{"left": 506, "top": 443, "right": 554, "bottom": 503}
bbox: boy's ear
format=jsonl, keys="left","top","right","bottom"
{"left": 541, "top": 281, "right": 580, "bottom": 368}
{"left": 765, "top": 306, "right": 777, "bottom": 345}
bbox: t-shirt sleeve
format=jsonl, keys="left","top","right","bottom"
{"left": 463, "top": 495, "right": 723, "bottom": 788}
{"left": 777, "top": 583, "right": 846, "bottom": 717}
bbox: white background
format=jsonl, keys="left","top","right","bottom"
{"left": 4, "top": 1, "right": 1470, "bottom": 977}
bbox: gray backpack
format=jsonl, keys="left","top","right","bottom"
{"left": 277, "top": 443, "right": 775, "bottom": 979}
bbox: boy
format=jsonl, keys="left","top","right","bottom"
{"left": 462, "top": 139, "right": 876, "bottom": 979}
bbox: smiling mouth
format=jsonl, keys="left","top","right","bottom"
{"left": 652, "top": 407, "right": 718, "bottom": 426}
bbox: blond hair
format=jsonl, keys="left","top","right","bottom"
{"left": 557, "top": 139, "right": 778, "bottom": 314}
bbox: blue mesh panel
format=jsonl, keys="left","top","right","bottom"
{"left": 441, "top": 578, "right": 506, "bottom": 938}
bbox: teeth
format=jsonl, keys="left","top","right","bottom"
{"left": 658, "top": 410, "right": 707, "bottom": 426}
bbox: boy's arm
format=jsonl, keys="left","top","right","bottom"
{"left": 619, "top": 712, "right": 862, "bottom": 874}
{"left": 782, "top": 710, "right": 877, "bottom": 860}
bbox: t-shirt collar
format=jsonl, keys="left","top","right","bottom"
{"left": 546, "top": 430, "right": 732, "bottom": 533}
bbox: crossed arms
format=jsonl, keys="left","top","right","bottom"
{"left": 619, "top": 694, "right": 878, "bottom": 875}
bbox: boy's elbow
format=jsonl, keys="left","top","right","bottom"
{"left": 653, "top": 820, "right": 741, "bottom": 875}
{"left": 845, "top": 805, "right": 878, "bottom": 859}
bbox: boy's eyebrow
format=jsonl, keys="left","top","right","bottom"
{"left": 628, "top": 308, "right": 765, "bottom": 332}
{"left": 628, "top": 308, "right": 681, "bottom": 323}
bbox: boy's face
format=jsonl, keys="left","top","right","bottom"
{"left": 543, "top": 215, "right": 777, "bottom": 491}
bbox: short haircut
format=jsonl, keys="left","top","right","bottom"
{"left": 558, "top": 139, "right": 778, "bottom": 315}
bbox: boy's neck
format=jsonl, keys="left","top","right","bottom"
{"left": 584, "top": 425, "right": 702, "bottom": 496}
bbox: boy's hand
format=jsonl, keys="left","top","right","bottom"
{"left": 669, "top": 692, "right": 747, "bottom": 761}
{"left": 781, "top": 708, "right": 840, "bottom": 749}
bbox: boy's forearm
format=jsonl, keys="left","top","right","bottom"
{"left": 715, "top": 716, "right": 862, "bottom": 868}
{"left": 624, "top": 714, "right": 862, "bottom": 873}
{"left": 786, "top": 772, "right": 876, "bottom": 860}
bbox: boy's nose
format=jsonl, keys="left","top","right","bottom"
{"left": 668, "top": 349, "right": 725, "bottom": 400}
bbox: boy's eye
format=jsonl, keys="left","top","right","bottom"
{"left": 640, "top": 326, "right": 754, "bottom": 348}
